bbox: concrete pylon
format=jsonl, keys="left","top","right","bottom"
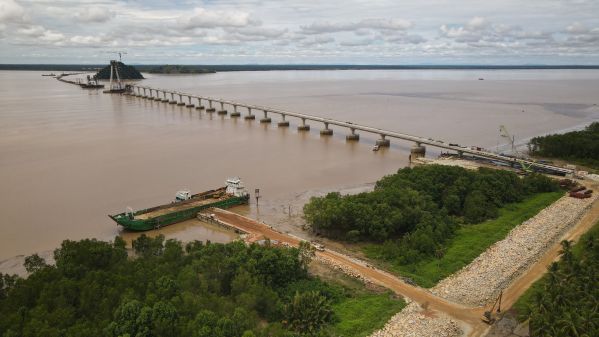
{"left": 245, "top": 107, "right": 256, "bottom": 120}
{"left": 320, "top": 122, "right": 333, "bottom": 136}
{"left": 260, "top": 110, "right": 272, "bottom": 123}
{"left": 298, "top": 118, "right": 310, "bottom": 131}
{"left": 231, "top": 105, "right": 241, "bottom": 117}
{"left": 217, "top": 102, "right": 228, "bottom": 115}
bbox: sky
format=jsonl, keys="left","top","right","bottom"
{"left": 0, "top": 0, "right": 598, "bottom": 64}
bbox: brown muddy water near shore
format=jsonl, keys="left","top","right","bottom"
{"left": 1, "top": 69, "right": 598, "bottom": 273}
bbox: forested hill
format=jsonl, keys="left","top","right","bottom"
{"left": 95, "top": 62, "right": 144, "bottom": 80}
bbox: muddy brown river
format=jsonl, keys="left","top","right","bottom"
{"left": 1, "top": 69, "right": 598, "bottom": 270}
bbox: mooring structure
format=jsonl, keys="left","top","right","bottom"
{"left": 124, "top": 84, "right": 574, "bottom": 176}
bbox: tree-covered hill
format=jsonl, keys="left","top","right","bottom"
{"left": 95, "top": 61, "right": 144, "bottom": 80}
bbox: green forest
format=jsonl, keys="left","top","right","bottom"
{"left": 303, "top": 165, "right": 559, "bottom": 267}
{"left": 148, "top": 65, "right": 216, "bottom": 74}
{"left": 0, "top": 236, "right": 403, "bottom": 337}
{"left": 514, "top": 221, "right": 599, "bottom": 337}
{"left": 529, "top": 122, "right": 599, "bottom": 169}
{"left": 96, "top": 62, "right": 144, "bottom": 80}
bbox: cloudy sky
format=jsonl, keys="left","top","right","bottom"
{"left": 0, "top": 0, "right": 598, "bottom": 64}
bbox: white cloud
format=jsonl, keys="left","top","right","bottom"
{"left": 75, "top": 7, "right": 114, "bottom": 23}
{"left": 0, "top": 0, "right": 26, "bottom": 23}
{"left": 300, "top": 18, "right": 412, "bottom": 34}
{"left": 183, "top": 7, "right": 254, "bottom": 29}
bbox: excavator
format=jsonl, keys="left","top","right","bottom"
{"left": 481, "top": 291, "right": 502, "bottom": 324}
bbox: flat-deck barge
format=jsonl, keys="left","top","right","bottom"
{"left": 109, "top": 178, "right": 249, "bottom": 231}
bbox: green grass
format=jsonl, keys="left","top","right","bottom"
{"left": 513, "top": 219, "right": 599, "bottom": 322}
{"left": 329, "top": 293, "right": 406, "bottom": 337}
{"left": 364, "top": 191, "right": 564, "bottom": 288}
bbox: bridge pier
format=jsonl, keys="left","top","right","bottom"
{"left": 278, "top": 114, "right": 290, "bottom": 127}
{"left": 168, "top": 93, "right": 177, "bottom": 104}
{"left": 206, "top": 100, "right": 216, "bottom": 112}
{"left": 346, "top": 128, "right": 359, "bottom": 141}
{"left": 376, "top": 134, "right": 390, "bottom": 147}
{"left": 260, "top": 110, "right": 272, "bottom": 123}
{"left": 244, "top": 107, "right": 256, "bottom": 120}
{"left": 410, "top": 142, "right": 426, "bottom": 160}
{"left": 195, "top": 98, "right": 205, "bottom": 110}
{"left": 142, "top": 88, "right": 147, "bottom": 98}
{"left": 298, "top": 118, "right": 310, "bottom": 131}
{"left": 230, "top": 105, "right": 240, "bottom": 117}
{"left": 217, "top": 102, "right": 228, "bottom": 115}
{"left": 320, "top": 122, "right": 333, "bottom": 136}
{"left": 186, "top": 96, "right": 194, "bottom": 108}
{"left": 177, "top": 94, "right": 185, "bottom": 106}
{"left": 161, "top": 92, "right": 169, "bottom": 102}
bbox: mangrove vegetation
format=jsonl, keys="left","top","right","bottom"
{"left": 303, "top": 165, "right": 560, "bottom": 285}
{"left": 529, "top": 122, "right": 599, "bottom": 169}
{"left": 0, "top": 235, "right": 403, "bottom": 337}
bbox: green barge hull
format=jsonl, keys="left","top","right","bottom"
{"left": 109, "top": 187, "right": 249, "bottom": 231}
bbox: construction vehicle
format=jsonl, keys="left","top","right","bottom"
{"left": 481, "top": 291, "right": 502, "bottom": 324}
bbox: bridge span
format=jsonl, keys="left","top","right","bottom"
{"left": 124, "top": 84, "right": 574, "bottom": 176}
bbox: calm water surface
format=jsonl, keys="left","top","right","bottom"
{"left": 1, "top": 69, "right": 598, "bottom": 262}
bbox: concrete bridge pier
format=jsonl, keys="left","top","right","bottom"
{"left": 260, "top": 110, "right": 272, "bottom": 123}
{"left": 230, "top": 105, "right": 241, "bottom": 117}
{"left": 206, "top": 100, "right": 216, "bottom": 112}
{"left": 142, "top": 88, "right": 147, "bottom": 98}
{"left": 376, "top": 134, "right": 390, "bottom": 147}
{"left": 278, "top": 114, "right": 290, "bottom": 127}
{"left": 152, "top": 90, "right": 159, "bottom": 101}
{"left": 177, "top": 94, "right": 186, "bottom": 106}
{"left": 169, "top": 93, "right": 177, "bottom": 104}
{"left": 195, "top": 98, "right": 205, "bottom": 110}
{"left": 410, "top": 142, "right": 426, "bottom": 159}
{"left": 217, "top": 102, "right": 228, "bottom": 115}
{"left": 245, "top": 107, "right": 256, "bottom": 120}
{"left": 161, "top": 91, "right": 169, "bottom": 102}
{"left": 346, "top": 128, "right": 359, "bottom": 141}
{"left": 298, "top": 118, "right": 310, "bottom": 131}
{"left": 186, "top": 96, "right": 194, "bottom": 108}
{"left": 320, "top": 122, "right": 333, "bottom": 136}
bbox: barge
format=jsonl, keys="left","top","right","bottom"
{"left": 109, "top": 177, "right": 249, "bottom": 231}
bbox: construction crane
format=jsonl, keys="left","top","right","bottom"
{"left": 481, "top": 291, "right": 502, "bottom": 324}
{"left": 499, "top": 125, "right": 516, "bottom": 155}
{"left": 104, "top": 51, "right": 128, "bottom": 62}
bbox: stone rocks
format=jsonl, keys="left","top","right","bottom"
{"left": 432, "top": 193, "right": 598, "bottom": 306}
{"left": 369, "top": 303, "right": 462, "bottom": 337}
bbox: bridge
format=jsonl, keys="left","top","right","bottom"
{"left": 124, "top": 84, "right": 574, "bottom": 176}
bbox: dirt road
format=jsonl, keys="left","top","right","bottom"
{"left": 209, "top": 187, "right": 599, "bottom": 337}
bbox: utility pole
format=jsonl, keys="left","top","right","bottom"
{"left": 255, "top": 188, "right": 261, "bottom": 207}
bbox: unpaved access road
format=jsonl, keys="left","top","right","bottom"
{"left": 209, "top": 189, "right": 599, "bottom": 337}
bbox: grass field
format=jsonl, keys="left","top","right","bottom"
{"left": 364, "top": 191, "right": 563, "bottom": 288}
{"left": 513, "top": 218, "right": 599, "bottom": 321}
{"left": 329, "top": 293, "right": 406, "bottom": 337}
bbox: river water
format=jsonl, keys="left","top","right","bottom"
{"left": 1, "top": 69, "right": 598, "bottom": 268}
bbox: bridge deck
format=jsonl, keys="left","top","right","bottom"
{"left": 129, "top": 85, "right": 574, "bottom": 175}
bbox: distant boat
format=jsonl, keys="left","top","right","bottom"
{"left": 42, "top": 73, "right": 55, "bottom": 77}
{"left": 478, "top": 78, "right": 484, "bottom": 80}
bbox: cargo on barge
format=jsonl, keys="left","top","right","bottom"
{"left": 109, "top": 178, "right": 249, "bottom": 231}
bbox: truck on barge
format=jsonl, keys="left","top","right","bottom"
{"left": 109, "top": 178, "right": 249, "bottom": 231}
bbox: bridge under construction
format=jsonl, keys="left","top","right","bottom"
{"left": 122, "top": 84, "right": 574, "bottom": 176}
